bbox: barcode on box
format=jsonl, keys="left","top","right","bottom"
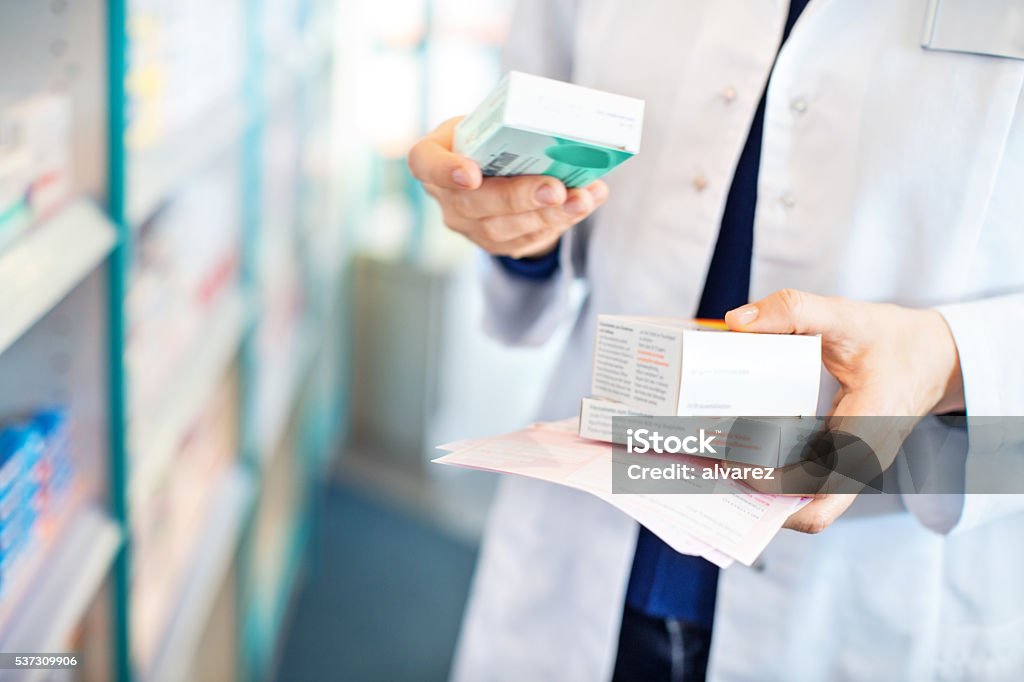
{"left": 482, "top": 152, "right": 519, "bottom": 176}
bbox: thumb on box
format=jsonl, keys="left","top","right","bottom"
{"left": 725, "top": 289, "right": 841, "bottom": 338}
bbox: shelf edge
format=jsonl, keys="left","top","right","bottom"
{"left": 0, "top": 200, "right": 117, "bottom": 357}
{"left": 144, "top": 466, "right": 254, "bottom": 682}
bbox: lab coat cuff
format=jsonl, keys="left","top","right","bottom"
{"left": 479, "top": 239, "right": 577, "bottom": 347}
{"left": 928, "top": 298, "right": 1024, "bottom": 534}
{"left": 936, "top": 299, "right": 1016, "bottom": 418}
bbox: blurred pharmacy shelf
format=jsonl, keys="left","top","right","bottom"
{"left": 257, "top": 324, "right": 319, "bottom": 466}
{"left": 0, "top": 201, "right": 116, "bottom": 356}
{"left": 0, "top": 0, "right": 521, "bottom": 677}
{"left": 143, "top": 467, "right": 254, "bottom": 682}
{"left": 129, "top": 292, "right": 251, "bottom": 503}
{"left": 0, "top": 508, "right": 121, "bottom": 657}
{"left": 253, "top": 510, "right": 309, "bottom": 676}
{"left": 265, "top": 28, "right": 335, "bottom": 110}
{"left": 0, "top": 0, "right": 347, "bottom": 679}
{"left": 127, "top": 100, "right": 248, "bottom": 227}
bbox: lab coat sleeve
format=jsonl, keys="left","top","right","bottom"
{"left": 906, "top": 293, "right": 1024, "bottom": 534}
{"left": 480, "top": 0, "right": 584, "bottom": 347}
{"left": 481, "top": 222, "right": 589, "bottom": 347}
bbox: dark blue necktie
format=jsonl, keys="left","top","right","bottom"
{"left": 625, "top": 0, "right": 811, "bottom": 627}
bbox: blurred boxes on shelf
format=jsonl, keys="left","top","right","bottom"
{"left": 262, "top": 0, "right": 304, "bottom": 58}
{"left": 131, "top": 374, "right": 238, "bottom": 667}
{"left": 126, "top": 0, "right": 246, "bottom": 149}
{"left": 256, "top": 102, "right": 308, "bottom": 444}
{"left": 0, "top": 93, "right": 73, "bottom": 251}
{"left": 127, "top": 161, "right": 241, "bottom": 416}
{"left": 32, "top": 409, "right": 75, "bottom": 532}
{"left": 0, "top": 408, "right": 76, "bottom": 599}
{"left": 1, "top": 95, "right": 73, "bottom": 218}
{"left": 0, "top": 0, "right": 345, "bottom": 675}
{"left": 0, "top": 145, "right": 31, "bottom": 253}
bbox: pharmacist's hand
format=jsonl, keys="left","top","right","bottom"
{"left": 408, "top": 117, "right": 609, "bottom": 258}
{"left": 725, "top": 289, "right": 965, "bottom": 534}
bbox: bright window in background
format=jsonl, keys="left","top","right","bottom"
{"left": 335, "top": 0, "right": 512, "bottom": 260}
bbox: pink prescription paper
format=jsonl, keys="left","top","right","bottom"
{"left": 435, "top": 421, "right": 807, "bottom": 567}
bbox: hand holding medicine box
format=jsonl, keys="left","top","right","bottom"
{"left": 454, "top": 71, "right": 644, "bottom": 188}
{"left": 580, "top": 315, "right": 822, "bottom": 433}
{"left": 590, "top": 315, "right": 821, "bottom": 415}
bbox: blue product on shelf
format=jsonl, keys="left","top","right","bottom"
{"left": 0, "top": 425, "right": 41, "bottom": 498}
{"left": 0, "top": 502, "right": 38, "bottom": 599}
{"left": 31, "top": 407, "right": 69, "bottom": 446}
{"left": 0, "top": 425, "right": 42, "bottom": 538}
{"left": 0, "top": 463, "right": 23, "bottom": 520}
{"left": 0, "top": 483, "right": 18, "bottom": 524}
{"left": 32, "top": 408, "right": 74, "bottom": 503}
{"left": 0, "top": 478, "right": 36, "bottom": 525}
{"left": 0, "top": 417, "right": 56, "bottom": 601}
{"left": 0, "top": 427, "right": 23, "bottom": 493}
{"left": 0, "top": 502, "right": 34, "bottom": 554}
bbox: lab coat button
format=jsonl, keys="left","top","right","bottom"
{"left": 790, "top": 98, "right": 808, "bottom": 114}
{"left": 780, "top": 193, "right": 797, "bottom": 208}
{"left": 693, "top": 175, "right": 708, "bottom": 192}
{"left": 721, "top": 86, "right": 737, "bottom": 104}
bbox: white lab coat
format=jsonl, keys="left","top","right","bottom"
{"left": 452, "top": 1, "right": 1024, "bottom": 680}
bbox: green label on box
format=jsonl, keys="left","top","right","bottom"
{"left": 468, "top": 127, "right": 633, "bottom": 188}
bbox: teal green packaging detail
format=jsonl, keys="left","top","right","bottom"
{"left": 468, "top": 127, "right": 634, "bottom": 188}
{"left": 455, "top": 71, "right": 645, "bottom": 189}
{"left": 544, "top": 136, "right": 633, "bottom": 187}
{"left": 0, "top": 198, "right": 31, "bottom": 253}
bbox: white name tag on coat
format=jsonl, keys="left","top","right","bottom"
{"left": 922, "top": 0, "right": 1024, "bottom": 59}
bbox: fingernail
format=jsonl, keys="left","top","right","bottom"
{"left": 589, "top": 183, "right": 608, "bottom": 202}
{"left": 535, "top": 184, "right": 559, "bottom": 206}
{"left": 452, "top": 168, "right": 471, "bottom": 188}
{"left": 731, "top": 305, "right": 759, "bottom": 325}
{"left": 565, "top": 196, "right": 588, "bottom": 215}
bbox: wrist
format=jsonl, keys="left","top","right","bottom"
{"left": 513, "top": 239, "right": 560, "bottom": 260}
{"left": 495, "top": 239, "right": 561, "bottom": 281}
{"left": 924, "top": 309, "right": 965, "bottom": 413}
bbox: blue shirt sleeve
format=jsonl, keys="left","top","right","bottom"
{"left": 495, "top": 239, "right": 561, "bottom": 281}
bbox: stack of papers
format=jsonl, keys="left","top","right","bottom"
{"left": 434, "top": 419, "right": 808, "bottom": 568}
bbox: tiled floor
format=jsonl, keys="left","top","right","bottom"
{"left": 274, "top": 481, "right": 480, "bottom": 681}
